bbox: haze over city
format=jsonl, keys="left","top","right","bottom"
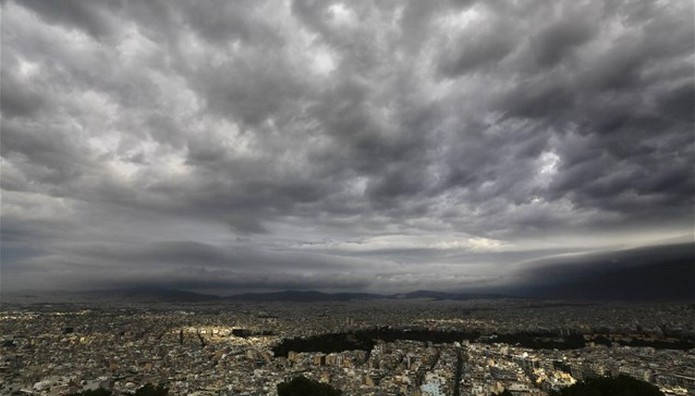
{"left": 1, "top": 0, "right": 693, "bottom": 297}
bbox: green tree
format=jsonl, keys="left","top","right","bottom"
{"left": 68, "top": 390, "right": 111, "bottom": 396}
{"left": 277, "top": 376, "right": 342, "bottom": 396}
{"left": 135, "top": 383, "right": 169, "bottom": 396}
{"left": 550, "top": 375, "right": 663, "bottom": 396}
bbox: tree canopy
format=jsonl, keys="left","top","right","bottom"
{"left": 68, "top": 390, "right": 111, "bottom": 396}
{"left": 134, "top": 383, "right": 169, "bottom": 396}
{"left": 550, "top": 375, "right": 664, "bottom": 396}
{"left": 277, "top": 376, "right": 342, "bottom": 396}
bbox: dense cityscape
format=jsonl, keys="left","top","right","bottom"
{"left": 1, "top": 297, "right": 693, "bottom": 395}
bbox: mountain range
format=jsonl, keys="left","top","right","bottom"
{"left": 54, "top": 288, "right": 508, "bottom": 303}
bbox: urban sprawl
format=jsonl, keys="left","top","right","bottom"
{"left": 1, "top": 298, "right": 693, "bottom": 395}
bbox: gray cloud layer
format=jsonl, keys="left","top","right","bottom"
{"left": 1, "top": 0, "right": 693, "bottom": 293}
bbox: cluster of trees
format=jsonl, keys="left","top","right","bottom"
{"left": 273, "top": 332, "right": 373, "bottom": 357}
{"left": 591, "top": 335, "right": 694, "bottom": 350}
{"left": 272, "top": 327, "right": 594, "bottom": 357}
{"left": 490, "top": 333, "right": 586, "bottom": 350}
{"left": 274, "top": 326, "right": 695, "bottom": 358}
{"left": 549, "top": 375, "right": 664, "bottom": 396}
{"left": 272, "top": 327, "right": 484, "bottom": 357}
{"left": 131, "top": 384, "right": 168, "bottom": 396}
{"left": 277, "top": 376, "right": 342, "bottom": 396}
{"left": 68, "top": 390, "right": 111, "bottom": 396}
{"left": 68, "top": 383, "right": 168, "bottom": 396}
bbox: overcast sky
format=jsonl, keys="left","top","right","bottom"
{"left": 1, "top": 0, "right": 693, "bottom": 294}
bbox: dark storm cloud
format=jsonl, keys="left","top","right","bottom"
{"left": 1, "top": 0, "right": 693, "bottom": 293}
{"left": 506, "top": 243, "right": 695, "bottom": 300}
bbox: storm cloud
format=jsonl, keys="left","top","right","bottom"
{"left": 1, "top": 0, "right": 693, "bottom": 294}
{"left": 508, "top": 242, "right": 695, "bottom": 300}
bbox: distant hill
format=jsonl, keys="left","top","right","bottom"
{"left": 224, "top": 289, "right": 510, "bottom": 302}
{"left": 74, "top": 287, "right": 221, "bottom": 302}
{"left": 396, "top": 290, "right": 508, "bottom": 301}
{"left": 5, "top": 288, "right": 509, "bottom": 303}
{"left": 223, "top": 290, "right": 383, "bottom": 302}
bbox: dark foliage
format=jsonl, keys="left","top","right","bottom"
{"left": 273, "top": 327, "right": 482, "bottom": 357}
{"left": 68, "top": 390, "right": 111, "bottom": 396}
{"left": 135, "top": 383, "right": 168, "bottom": 396}
{"left": 272, "top": 327, "right": 593, "bottom": 357}
{"left": 277, "top": 376, "right": 342, "bottom": 396}
{"left": 489, "top": 333, "right": 586, "bottom": 350}
{"left": 595, "top": 334, "right": 693, "bottom": 350}
{"left": 274, "top": 327, "right": 691, "bottom": 358}
{"left": 550, "top": 375, "right": 664, "bottom": 396}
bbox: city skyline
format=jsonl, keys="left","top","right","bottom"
{"left": 1, "top": 0, "right": 693, "bottom": 295}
